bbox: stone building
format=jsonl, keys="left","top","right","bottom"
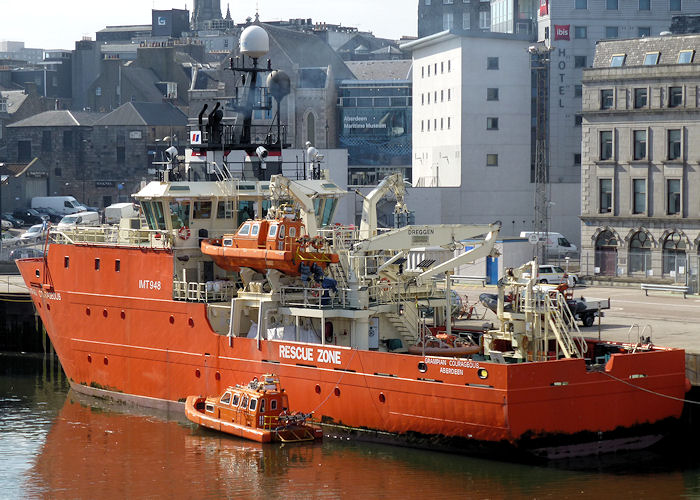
{"left": 5, "top": 102, "right": 187, "bottom": 210}
{"left": 580, "top": 34, "right": 700, "bottom": 286}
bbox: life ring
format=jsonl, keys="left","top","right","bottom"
{"left": 311, "top": 236, "right": 325, "bottom": 250}
{"left": 310, "top": 283, "right": 322, "bottom": 298}
{"left": 296, "top": 235, "right": 311, "bottom": 249}
{"left": 178, "top": 226, "right": 191, "bottom": 240}
{"left": 379, "top": 278, "right": 391, "bottom": 292}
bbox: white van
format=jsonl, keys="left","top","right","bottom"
{"left": 57, "top": 211, "right": 100, "bottom": 229}
{"left": 104, "top": 203, "right": 139, "bottom": 224}
{"left": 32, "top": 196, "right": 86, "bottom": 216}
{"left": 520, "top": 231, "right": 578, "bottom": 256}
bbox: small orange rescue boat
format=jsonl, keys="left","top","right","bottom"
{"left": 201, "top": 217, "right": 339, "bottom": 276}
{"left": 185, "top": 374, "right": 323, "bottom": 443}
{"left": 408, "top": 333, "right": 481, "bottom": 357}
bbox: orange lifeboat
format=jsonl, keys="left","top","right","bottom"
{"left": 185, "top": 374, "right": 323, "bottom": 443}
{"left": 201, "top": 218, "right": 339, "bottom": 276}
{"left": 408, "top": 333, "right": 481, "bottom": 357}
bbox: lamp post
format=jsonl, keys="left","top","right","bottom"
{"left": 0, "top": 165, "right": 7, "bottom": 258}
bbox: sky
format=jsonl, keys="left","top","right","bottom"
{"left": 2, "top": 0, "right": 418, "bottom": 50}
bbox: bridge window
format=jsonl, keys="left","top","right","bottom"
{"left": 249, "top": 399, "right": 258, "bottom": 411}
{"left": 232, "top": 393, "right": 240, "bottom": 406}
{"left": 220, "top": 392, "right": 232, "bottom": 404}
{"left": 238, "top": 223, "right": 251, "bottom": 236}
{"left": 270, "top": 399, "right": 277, "bottom": 410}
{"left": 251, "top": 224, "right": 260, "bottom": 236}
{"left": 259, "top": 399, "right": 266, "bottom": 413}
{"left": 241, "top": 395, "right": 249, "bottom": 409}
{"left": 193, "top": 201, "right": 212, "bottom": 219}
{"left": 268, "top": 225, "right": 277, "bottom": 237}
{"left": 169, "top": 201, "right": 190, "bottom": 229}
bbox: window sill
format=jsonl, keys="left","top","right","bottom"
{"left": 595, "top": 160, "right": 616, "bottom": 166}
{"left": 662, "top": 159, "right": 684, "bottom": 165}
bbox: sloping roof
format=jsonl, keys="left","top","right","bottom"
{"left": 0, "top": 90, "right": 28, "bottom": 114}
{"left": 236, "top": 23, "right": 355, "bottom": 80}
{"left": 345, "top": 60, "right": 413, "bottom": 81}
{"left": 120, "top": 66, "right": 165, "bottom": 102}
{"left": 96, "top": 102, "right": 188, "bottom": 126}
{"left": 8, "top": 110, "right": 103, "bottom": 128}
{"left": 593, "top": 34, "right": 700, "bottom": 67}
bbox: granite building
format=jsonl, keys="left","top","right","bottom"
{"left": 580, "top": 34, "right": 700, "bottom": 286}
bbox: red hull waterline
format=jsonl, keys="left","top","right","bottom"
{"left": 17, "top": 247, "right": 689, "bottom": 459}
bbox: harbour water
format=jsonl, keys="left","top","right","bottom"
{"left": 3, "top": 352, "right": 700, "bottom": 499}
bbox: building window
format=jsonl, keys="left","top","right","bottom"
{"left": 116, "top": 146, "right": 125, "bottom": 164}
{"left": 633, "top": 179, "right": 646, "bottom": 214}
{"left": 670, "top": 0, "right": 682, "bottom": 11}
{"left": 487, "top": 57, "right": 499, "bottom": 70}
{"left": 17, "top": 140, "right": 31, "bottom": 162}
{"left": 443, "top": 12, "right": 454, "bottom": 30}
{"left": 605, "top": 26, "right": 619, "bottom": 39}
{"left": 54, "top": 167, "right": 62, "bottom": 177}
{"left": 667, "top": 179, "right": 681, "bottom": 215}
{"left": 574, "top": 56, "right": 587, "bottom": 68}
{"left": 441, "top": 90, "right": 444, "bottom": 102}
{"left": 440, "top": 118, "right": 444, "bottom": 130}
{"left": 487, "top": 88, "right": 499, "bottom": 101}
{"left": 639, "top": 0, "right": 651, "bottom": 9}
{"left": 643, "top": 52, "right": 660, "bottom": 65}
{"left": 62, "top": 130, "right": 73, "bottom": 150}
{"left": 441, "top": 62, "right": 444, "bottom": 74}
{"left": 574, "top": 114, "right": 582, "bottom": 126}
{"left": 600, "top": 89, "right": 614, "bottom": 110}
{"left": 607, "top": 0, "right": 618, "bottom": 8}
{"left": 677, "top": 50, "right": 694, "bottom": 64}
{"left": 600, "top": 130, "right": 613, "bottom": 160}
{"left": 575, "top": 85, "right": 582, "bottom": 97}
{"left": 448, "top": 88, "right": 451, "bottom": 101}
{"left": 479, "top": 10, "right": 491, "bottom": 30}
{"left": 669, "top": 86, "right": 683, "bottom": 107}
{"left": 463, "top": 12, "right": 471, "bottom": 30}
{"left": 422, "top": 66, "right": 425, "bottom": 78}
{"left": 667, "top": 129, "right": 681, "bottom": 160}
{"left": 486, "top": 154, "right": 498, "bottom": 167}
{"left": 42, "top": 130, "right": 52, "bottom": 152}
{"left": 638, "top": 27, "right": 651, "bottom": 37}
{"left": 421, "top": 120, "right": 424, "bottom": 132}
{"left": 663, "top": 232, "right": 686, "bottom": 276}
{"left": 574, "top": 153, "right": 581, "bottom": 165}
{"left": 426, "top": 0, "right": 431, "bottom": 4}
{"left": 574, "top": 26, "right": 587, "bottom": 39}
{"left": 599, "top": 179, "right": 613, "bottom": 213}
{"left": 448, "top": 60, "right": 451, "bottom": 72}
{"left": 633, "top": 130, "right": 647, "bottom": 160}
{"left": 610, "top": 54, "right": 625, "bottom": 67}
{"left": 629, "top": 231, "right": 651, "bottom": 273}
{"left": 487, "top": 117, "right": 499, "bottom": 130}
{"left": 448, "top": 117, "right": 451, "bottom": 129}
{"left": 575, "top": 0, "right": 587, "bottom": 8}
{"left": 443, "top": 0, "right": 454, "bottom": 3}
{"left": 634, "top": 88, "right": 648, "bottom": 108}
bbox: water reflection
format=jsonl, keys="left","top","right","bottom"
{"left": 3, "top": 354, "right": 700, "bottom": 499}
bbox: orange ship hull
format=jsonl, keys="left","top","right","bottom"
{"left": 17, "top": 245, "right": 689, "bottom": 458}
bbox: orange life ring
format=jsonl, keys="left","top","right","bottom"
{"left": 310, "top": 283, "right": 322, "bottom": 298}
{"left": 296, "top": 235, "right": 311, "bottom": 249}
{"left": 178, "top": 226, "right": 191, "bottom": 240}
{"left": 379, "top": 278, "right": 391, "bottom": 291}
{"left": 311, "top": 236, "right": 325, "bottom": 250}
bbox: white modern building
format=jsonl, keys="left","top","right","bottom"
{"left": 402, "top": 31, "right": 580, "bottom": 238}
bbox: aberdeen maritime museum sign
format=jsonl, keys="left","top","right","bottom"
{"left": 343, "top": 115, "right": 387, "bottom": 131}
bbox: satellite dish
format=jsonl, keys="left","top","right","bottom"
{"left": 240, "top": 26, "right": 269, "bottom": 59}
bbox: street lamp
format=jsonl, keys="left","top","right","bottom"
{"left": 0, "top": 165, "right": 7, "bottom": 257}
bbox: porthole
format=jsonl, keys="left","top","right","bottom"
{"left": 103, "top": 309, "right": 108, "bottom": 318}
{"left": 417, "top": 362, "right": 427, "bottom": 373}
{"left": 121, "top": 310, "right": 126, "bottom": 319}
{"left": 46, "top": 303, "right": 51, "bottom": 311}
{"left": 379, "top": 393, "right": 386, "bottom": 403}
{"left": 103, "top": 357, "right": 109, "bottom": 366}
{"left": 169, "top": 315, "right": 175, "bottom": 324}
{"left": 195, "top": 369, "right": 201, "bottom": 378}
{"left": 86, "top": 307, "right": 91, "bottom": 316}
{"left": 477, "top": 368, "right": 489, "bottom": 380}
{"left": 35, "top": 269, "right": 40, "bottom": 278}
{"left": 87, "top": 355, "right": 92, "bottom": 363}
{"left": 334, "top": 387, "right": 341, "bottom": 397}
{"left": 315, "top": 384, "right": 321, "bottom": 394}
{"left": 215, "top": 372, "right": 221, "bottom": 381}
{"left": 188, "top": 318, "right": 194, "bottom": 327}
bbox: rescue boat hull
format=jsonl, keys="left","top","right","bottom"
{"left": 17, "top": 247, "right": 689, "bottom": 459}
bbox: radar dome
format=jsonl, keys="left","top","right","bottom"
{"left": 240, "top": 26, "right": 269, "bottom": 59}
{"left": 267, "top": 71, "right": 291, "bottom": 101}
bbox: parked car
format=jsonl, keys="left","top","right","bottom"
{"left": 34, "top": 207, "right": 64, "bottom": 223}
{"left": 12, "top": 209, "right": 49, "bottom": 226}
{"left": 20, "top": 224, "right": 48, "bottom": 243}
{"left": 1, "top": 218, "right": 10, "bottom": 230}
{"left": 2, "top": 213, "right": 24, "bottom": 228}
{"left": 537, "top": 265, "right": 579, "bottom": 285}
{"left": 9, "top": 247, "right": 44, "bottom": 259}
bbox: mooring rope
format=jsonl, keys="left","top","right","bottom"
{"left": 310, "top": 348, "right": 358, "bottom": 414}
{"left": 601, "top": 370, "right": 700, "bottom": 405}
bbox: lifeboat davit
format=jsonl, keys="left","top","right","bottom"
{"left": 201, "top": 218, "right": 339, "bottom": 276}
